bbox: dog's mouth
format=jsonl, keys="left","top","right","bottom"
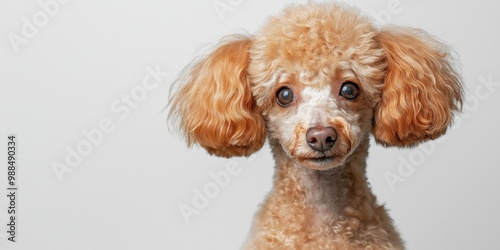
{"left": 296, "top": 154, "right": 340, "bottom": 170}
{"left": 308, "top": 155, "right": 335, "bottom": 163}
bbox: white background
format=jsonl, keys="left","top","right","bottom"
{"left": 1, "top": 0, "right": 499, "bottom": 249}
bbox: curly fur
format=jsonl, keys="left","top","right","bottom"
{"left": 168, "top": 2, "right": 463, "bottom": 249}
{"left": 169, "top": 37, "right": 266, "bottom": 157}
{"left": 373, "top": 27, "right": 463, "bottom": 146}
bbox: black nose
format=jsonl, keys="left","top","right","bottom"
{"left": 306, "top": 126, "right": 337, "bottom": 152}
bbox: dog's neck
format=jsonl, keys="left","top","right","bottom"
{"left": 269, "top": 136, "right": 378, "bottom": 222}
{"left": 247, "top": 136, "right": 403, "bottom": 248}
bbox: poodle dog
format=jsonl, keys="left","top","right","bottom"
{"left": 169, "top": 2, "right": 463, "bottom": 249}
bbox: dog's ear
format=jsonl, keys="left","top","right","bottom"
{"left": 372, "top": 27, "right": 463, "bottom": 147}
{"left": 168, "top": 36, "right": 266, "bottom": 157}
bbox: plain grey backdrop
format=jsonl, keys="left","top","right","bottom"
{"left": 1, "top": 0, "right": 499, "bottom": 249}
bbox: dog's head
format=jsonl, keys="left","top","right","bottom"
{"left": 169, "top": 3, "right": 463, "bottom": 170}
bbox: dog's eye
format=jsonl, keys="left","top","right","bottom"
{"left": 276, "top": 87, "right": 294, "bottom": 107}
{"left": 339, "top": 82, "right": 359, "bottom": 100}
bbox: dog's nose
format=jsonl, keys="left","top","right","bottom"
{"left": 306, "top": 126, "right": 337, "bottom": 152}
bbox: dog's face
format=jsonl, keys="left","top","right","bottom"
{"left": 249, "top": 5, "right": 386, "bottom": 170}
{"left": 255, "top": 77, "right": 374, "bottom": 170}
{"left": 169, "top": 3, "right": 463, "bottom": 167}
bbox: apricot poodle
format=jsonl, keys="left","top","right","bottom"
{"left": 169, "top": 2, "right": 463, "bottom": 249}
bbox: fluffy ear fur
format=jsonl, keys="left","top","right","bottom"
{"left": 168, "top": 36, "right": 266, "bottom": 157}
{"left": 373, "top": 27, "right": 463, "bottom": 147}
